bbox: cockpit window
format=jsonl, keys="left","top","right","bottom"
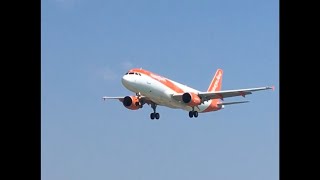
{"left": 126, "top": 72, "right": 142, "bottom": 75}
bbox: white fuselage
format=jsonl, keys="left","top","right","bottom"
{"left": 121, "top": 73, "right": 217, "bottom": 113}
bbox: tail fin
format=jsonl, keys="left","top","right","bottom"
{"left": 207, "top": 69, "right": 223, "bottom": 92}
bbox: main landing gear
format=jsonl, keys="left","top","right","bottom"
{"left": 189, "top": 111, "right": 198, "bottom": 118}
{"left": 150, "top": 103, "right": 160, "bottom": 120}
{"left": 189, "top": 107, "right": 199, "bottom": 118}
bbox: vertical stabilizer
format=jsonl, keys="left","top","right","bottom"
{"left": 207, "top": 69, "right": 223, "bottom": 92}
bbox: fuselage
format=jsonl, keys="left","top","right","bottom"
{"left": 121, "top": 68, "right": 222, "bottom": 113}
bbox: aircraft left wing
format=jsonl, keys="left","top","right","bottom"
{"left": 172, "top": 86, "right": 274, "bottom": 102}
{"left": 218, "top": 101, "right": 250, "bottom": 106}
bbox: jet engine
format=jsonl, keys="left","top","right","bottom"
{"left": 182, "top": 92, "right": 201, "bottom": 106}
{"left": 122, "top": 96, "right": 142, "bottom": 110}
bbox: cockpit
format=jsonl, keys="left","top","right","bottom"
{"left": 125, "top": 72, "right": 142, "bottom": 76}
{"left": 122, "top": 71, "right": 142, "bottom": 91}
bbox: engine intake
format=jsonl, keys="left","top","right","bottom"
{"left": 123, "top": 96, "right": 133, "bottom": 106}
{"left": 122, "top": 96, "right": 141, "bottom": 110}
{"left": 182, "top": 92, "right": 201, "bottom": 106}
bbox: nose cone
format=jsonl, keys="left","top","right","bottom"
{"left": 122, "top": 75, "right": 134, "bottom": 87}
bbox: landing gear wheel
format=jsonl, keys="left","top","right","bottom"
{"left": 150, "top": 103, "right": 159, "bottom": 120}
{"left": 193, "top": 111, "right": 198, "bottom": 118}
{"left": 150, "top": 113, "right": 155, "bottom": 120}
{"left": 155, "top": 113, "right": 160, "bottom": 119}
{"left": 189, "top": 111, "right": 193, "bottom": 118}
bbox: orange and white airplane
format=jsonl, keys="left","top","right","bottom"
{"left": 103, "top": 68, "right": 274, "bottom": 120}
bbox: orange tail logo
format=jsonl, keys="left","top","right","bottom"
{"left": 207, "top": 69, "right": 223, "bottom": 92}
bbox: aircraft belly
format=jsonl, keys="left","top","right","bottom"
{"left": 143, "top": 82, "right": 180, "bottom": 109}
{"left": 135, "top": 76, "right": 212, "bottom": 111}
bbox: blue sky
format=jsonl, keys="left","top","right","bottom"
{"left": 41, "top": 0, "right": 279, "bottom": 180}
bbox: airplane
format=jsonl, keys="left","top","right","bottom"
{"left": 103, "top": 68, "right": 274, "bottom": 120}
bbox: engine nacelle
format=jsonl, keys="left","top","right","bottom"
{"left": 182, "top": 92, "right": 201, "bottom": 106}
{"left": 122, "top": 96, "right": 141, "bottom": 110}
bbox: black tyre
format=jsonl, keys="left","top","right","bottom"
{"left": 155, "top": 113, "right": 160, "bottom": 119}
{"left": 189, "top": 111, "right": 193, "bottom": 118}
{"left": 150, "top": 113, "right": 155, "bottom": 120}
{"left": 194, "top": 111, "right": 198, "bottom": 118}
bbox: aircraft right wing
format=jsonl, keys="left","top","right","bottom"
{"left": 102, "top": 96, "right": 125, "bottom": 102}
{"left": 102, "top": 95, "right": 154, "bottom": 105}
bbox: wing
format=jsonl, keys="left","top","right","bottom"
{"left": 217, "top": 101, "right": 249, "bottom": 106}
{"left": 102, "top": 96, "right": 124, "bottom": 102}
{"left": 102, "top": 96, "right": 154, "bottom": 105}
{"left": 172, "top": 86, "right": 274, "bottom": 102}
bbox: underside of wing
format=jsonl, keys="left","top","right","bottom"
{"left": 217, "top": 101, "right": 249, "bottom": 106}
{"left": 171, "top": 86, "right": 273, "bottom": 102}
{"left": 201, "top": 86, "right": 273, "bottom": 101}
{"left": 102, "top": 96, "right": 154, "bottom": 105}
{"left": 102, "top": 96, "right": 125, "bottom": 102}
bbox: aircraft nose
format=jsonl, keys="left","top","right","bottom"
{"left": 122, "top": 75, "right": 133, "bottom": 86}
